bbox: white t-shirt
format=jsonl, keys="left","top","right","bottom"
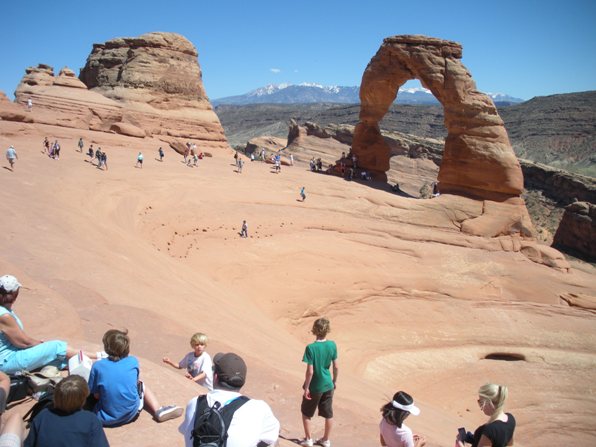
{"left": 179, "top": 389, "right": 279, "bottom": 447}
{"left": 178, "top": 352, "right": 213, "bottom": 391}
{"left": 380, "top": 418, "right": 415, "bottom": 447}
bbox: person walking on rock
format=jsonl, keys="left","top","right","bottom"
{"left": 136, "top": 152, "right": 144, "bottom": 168}
{"left": 5, "top": 146, "right": 18, "bottom": 171}
{"left": 78, "top": 137, "right": 84, "bottom": 153}
{"left": 240, "top": 220, "right": 248, "bottom": 238}
{"left": 158, "top": 147, "right": 164, "bottom": 162}
{"left": 300, "top": 187, "right": 306, "bottom": 202}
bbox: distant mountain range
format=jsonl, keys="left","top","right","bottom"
{"left": 212, "top": 83, "right": 525, "bottom": 106}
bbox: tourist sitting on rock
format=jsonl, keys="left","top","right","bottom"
{"left": 24, "top": 375, "right": 109, "bottom": 447}
{"left": 379, "top": 391, "right": 426, "bottom": 447}
{"left": 310, "top": 158, "right": 316, "bottom": 172}
{"left": 162, "top": 332, "right": 213, "bottom": 391}
{"left": 88, "top": 328, "right": 183, "bottom": 426}
{"left": 0, "top": 275, "right": 98, "bottom": 375}
{"left": 316, "top": 158, "right": 323, "bottom": 172}
{"left": 456, "top": 383, "right": 515, "bottom": 447}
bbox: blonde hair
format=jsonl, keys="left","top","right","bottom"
{"left": 312, "top": 318, "right": 330, "bottom": 338}
{"left": 190, "top": 332, "right": 208, "bottom": 347}
{"left": 479, "top": 383, "right": 508, "bottom": 422}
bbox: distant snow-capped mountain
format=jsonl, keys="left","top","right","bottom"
{"left": 213, "top": 83, "right": 524, "bottom": 106}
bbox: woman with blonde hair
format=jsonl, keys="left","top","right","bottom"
{"left": 456, "top": 383, "right": 515, "bottom": 447}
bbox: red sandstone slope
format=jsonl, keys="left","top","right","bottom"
{"left": 0, "top": 119, "right": 595, "bottom": 446}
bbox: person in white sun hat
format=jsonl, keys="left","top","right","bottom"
{"left": 379, "top": 390, "right": 426, "bottom": 447}
{"left": 0, "top": 274, "right": 97, "bottom": 374}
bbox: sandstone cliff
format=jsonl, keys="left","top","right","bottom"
{"left": 9, "top": 32, "right": 228, "bottom": 150}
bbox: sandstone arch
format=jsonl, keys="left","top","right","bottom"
{"left": 353, "top": 35, "right": 524, "bottom": 200}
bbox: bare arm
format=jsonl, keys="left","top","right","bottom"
{"left": 162, "top": 357, "right": 182, "bottom": 369}
{"left": 0, "top": 314, "right": 42, "bottom": 348}
{"left": 332, "top": 358, "right": 338, "bottom": 388}
{"left": 192, "top": 371, "right": 206, "bottom": 383}
{"left": 303, "top": 364, "right": 314, "bottom": 399}
{"left": 380, "top": 433, "right": 386, "bottom": 446}
{"left": 477, "top": 435, "right": 493, "bottom": 447}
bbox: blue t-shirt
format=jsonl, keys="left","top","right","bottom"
{"left": 88, "top": 356, "right": 140, "bottom": 426}
{"left": 24, "top": 408, "right": 109, "bottom": 447}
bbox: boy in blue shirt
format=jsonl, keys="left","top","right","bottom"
{"left": 89, "top": 329, "right": 182, "bottom": 426}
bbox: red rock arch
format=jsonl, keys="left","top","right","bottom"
{"left": 353, "top": 35, "right": 523, "bottom": 200}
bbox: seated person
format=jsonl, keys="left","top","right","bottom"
{"left": 162, "top": 332, "right": 213, "bottom": 391}
{"left": 89, "top": 329, "right": 183, "bottom": 427}
{"left": 24, "top": 375, "right": 109, "bottom": 447}
{"left": 0, "top": 274, "right": 97, "bottom": 375}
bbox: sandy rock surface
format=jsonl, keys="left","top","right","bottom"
{"left": 0, "top": 120, "right": 595, "bottom": 447}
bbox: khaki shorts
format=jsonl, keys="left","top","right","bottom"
{"left": 301, "top": 389, "right": 334, "bottom": 418}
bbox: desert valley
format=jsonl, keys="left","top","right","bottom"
{"left": 0, "top": 32, "right": 595, "bottom": 447}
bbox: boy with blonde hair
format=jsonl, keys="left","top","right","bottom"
{"left": 163, "top": 332, "right": 213, "bottom": 391}
{"left": 300, "top": 317, "right": 338, "bottom": 447}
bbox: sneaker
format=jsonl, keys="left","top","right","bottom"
{"left": 155, "top": 405, "right": 183, "bottom": 422}
{"left": 300, "top": 439, "right": 314, "bottom": 447}
{"left": 316, "top": 439, "right": 331, "bottom": 447}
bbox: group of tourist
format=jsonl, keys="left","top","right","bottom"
{"left": 0, "top": 274, "right": 517, "bottom": 447}
{"left": 42, "top": 137, "right": 61, "bottom": 160}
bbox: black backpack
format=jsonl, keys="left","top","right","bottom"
{"left": 22, "top": 388, "right": 54, "bottom": 428}
{"left": 191, "top": 394, "right": 249, "bottom": 447}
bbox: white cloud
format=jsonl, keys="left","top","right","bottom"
{"left": 270, "top": 68, "right": 281, "bottom": 74}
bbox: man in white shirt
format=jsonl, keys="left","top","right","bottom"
{"left": 179, "top": 352, "right": 279, "bottom": 447}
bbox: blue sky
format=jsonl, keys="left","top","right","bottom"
{"left": 1, "top": 0, "right": 595, "bottom": 101}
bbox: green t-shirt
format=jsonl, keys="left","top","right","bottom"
{"left": 302, "top": 340, "right": 338, "bottom": 394}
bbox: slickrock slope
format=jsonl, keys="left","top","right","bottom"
{"left": 10, "top": 33, "right": 229, "bottom": 150}
{"left": 0, "top": 120, "right": 595, "bottom": 446}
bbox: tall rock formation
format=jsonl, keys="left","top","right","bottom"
{"left": 11, "top": 32, "right": 228, "bottom": 149}
{"left": 553, "top": 202, "right": 595, "bottom": 261}
{"left": 354, "top": 35, "right": 523, "bottom": 200}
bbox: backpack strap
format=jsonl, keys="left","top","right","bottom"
{"left": 219, "top": 395, "right": 249, "bottom": 434}
{"left": 191, "top": 394, "right": 210, "bottom": 438}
